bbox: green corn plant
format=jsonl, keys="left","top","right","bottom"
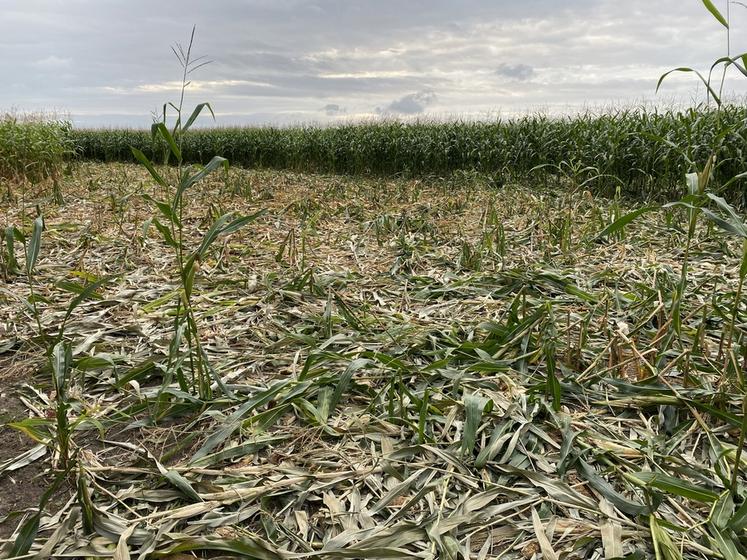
{"left": 9, "top": 216, "right": 46, "bottom": 343}
{"left": 132, "top": 27, "right": 263, "bottom": 401}
{"left": 654, "top": 0, "right": 747, "bottom": 352}
{"left": 656, "top": 0, "right": 747, "bottom": 194}
{"left": 658, "top": 1, "right": 747, "bottom": 109}
{"left": 50, "top": 341, "right": 73, "bottom": 469}
{"left": 72, "top": 106, "right": 747, "bottom": 204}
{"left": 7, "top": 271, "right": 110, "bottom": 553}
{"left": 7, "top": 218, "right": 60, "bottom": 463}
{"left": 46, "top": 275, "right": 115, "bottom": 469}
{"left": 645, "top": 0, "right": 747, "bottom": 509}
{"left": 6, "top": 216, "right": 113, "bottom": 469}
{"left": 664, "top": 160, "right": 716, "bottom": 342}
{"left": 694, "top": 194, "right": 747, "bottom": 496}
{"left": 0, "top": 114, "right": 75, "bottom": 200}
{"left": 700, "top": 194, "right": 747, "bottom": 348}
{"left": 530, "top": 159, "right": 615, "bottom": 194}
{"left": 600, "top": 0, "right": 745, "bottom": 345}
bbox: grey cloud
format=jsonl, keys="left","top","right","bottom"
{"left": 217, "top": 51, "right": 316, "bottom": 76}
{"left": 495, "top": 63, "right": 535, "bottom": 81}
{"left": 378, "top": 90, "right": 437, "bottom": 115}
{"left": 34, "top": 55, "right": 73, "bottom": 69}
{"left": 322, "top": 103, "right": 345, "bottom": 115}
{"left": 2, "top": 0, "right": 747, "bottom": 126}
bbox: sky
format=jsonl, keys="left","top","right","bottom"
{"left": 2, "top": 0, "right": 747, "bottom": 128}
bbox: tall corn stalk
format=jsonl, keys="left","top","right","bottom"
{"left": 131, "top": 27, "right": 263, "bottom": 402}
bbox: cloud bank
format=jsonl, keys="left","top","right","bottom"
{"left": 2, "top": 0, "right": 746, "bottom": 126}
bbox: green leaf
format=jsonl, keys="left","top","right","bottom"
{"left": 194, "top": 210, "right": 265, "bottom": 260}
{"left": 720, "top": 171, "right": 747, "bottom": 190}
{"left": 475, "top": 421, "right": 515, "bottom": 469}
{"left": 702, "top": 0, "right": 729, "bottom": 28}
{"left": 329, "top": 358, "right": 369, "bottom": 415}
{"left": 708, "top": 522, "right": 745, "bottom": 560}
{"left": 10, "top": 226, "right": 25, "bottom": 243}
{"left": 164, "top": 470, "right": 202, "bottom": 502}
{"left": 641, "top": 133, "right": 694, "bottom": 166}
{"left": 577, "top": 460, "right": 650, "bottom": 516}
{"left": 143, "top": 194, "right": 180, "bottom": 227}
{"left": 728, "top": 498, "right": 747, "bottom": 531}
{"left": 294, "top": 398, "right": 335, "bottom": 431}
{"left": 462, "top": 393, "right": 489, "bottom": 455}
{"left": 544, "top": 343, "right": 562, "bottom": 412}
{"left": 75, "top": 355, "right": 117, "bottom": 371}
{"left": 56, "top": 280, "right": 105, "bottom": 299}
{"left": 710, "top": 54, "right": 747, "bottom": 79}
{"left": 183, "top": 260, "right": 197, "bottom": 298}
{"left": 77, "top": 468, "right": 95, "bottom": 533}
{"left": 596, "top": 206, "right": 658, "bottom": 240}
{"left": 152, "top": 218, "right": 179, "bottom": 249}
{"left": 418, "top": 388, "right": 429, "bottom": 444}
{"left": 189, "top": 436, "right": 289, "bottom": 467}
{"left": 8, "top": 513, "right": 41, "bottom": 557}
{"left": 701, "top": 208, "right": 747, "bottom": 239}
{"left": 131, "top": 147, "right": 168, "bottom": 187}
{"left": 650, "top": 514, "right": 683, "bottom": 560}
{"left": 7, "top": 418, "right": 53, "bottom": 444}
{"left": 190, "top": 379, "right": 295, "bottom": 462}
{"left": 173, "top": 156, "right": 228, "bottom": 208}
{"left": 704, "top": 193, "right": 747, "bottom": 238}
{"left": 183, "top": 102, "right": 215, "bottom": 133}
{"left": 8, "top": 467, "right": 71, "bottom": 556}
{"left": 710, "top": 491, "right": 735, "bottom": 530}
{"left": 152, "top": 122, "right": 181, "bottom": 161}
{"left": 26, "top": 215, "right": 44, "bottom": 275}
{"left": 4, "top": 226, "right": 20, "bottom": 273}
{"left": 51, "top": 341, "right": 72, "bottom": 396}
{"left": 156, "top": 535, "right": 283, "bottom": 560}
{"left": 657, "top": 67, "right": 722, "bottom": 105}
{"left": 632, "top": 471, "right": 719, "bottom": 503}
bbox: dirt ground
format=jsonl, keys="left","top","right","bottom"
{"left": 0, "top": 378, "right": 55, "bottom": 539}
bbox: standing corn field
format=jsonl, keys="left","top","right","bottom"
{"left": 71, "top": 105, "right": 747, "bottom": 204}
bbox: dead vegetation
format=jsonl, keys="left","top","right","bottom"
{"left": 0, "top": 162, "right": 746, "bottom": 559}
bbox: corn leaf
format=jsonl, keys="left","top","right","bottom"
{"left": 702, "top": 0, "right": 729, "bottom": 28}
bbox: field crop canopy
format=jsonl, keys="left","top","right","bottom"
{"left": 0, "top": 115, "right": 75, "bottom": 185}
{"left": 71, "top": 105, "right": 747, "bottom": 205}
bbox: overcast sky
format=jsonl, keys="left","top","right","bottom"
{"left": 3, "top": 0, "right": 747, "bottom": 127}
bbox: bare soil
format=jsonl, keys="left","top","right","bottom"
{"left": 0, "top": 383, "right": 53, "bottom": 539}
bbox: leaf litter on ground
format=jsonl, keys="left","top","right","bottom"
{"left": 0, "top": 163, "right": 746, "bottom": 558}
